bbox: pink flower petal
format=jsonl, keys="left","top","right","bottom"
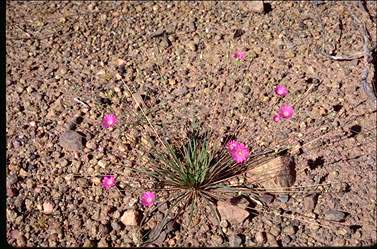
{"left": 140, "top": 191, "right": 156, "bottom": 207}
{"left": 278, "top": 104, "right": 294, "bottom": 119}
{"left": 102, "top": 175, "right": 116, "bottom": 190}
{"left": 226, "top": 140, "right": 238, "bottom": 151}
{"left": 233, "top": 50, "right": 246, "bottom": 61}
{"left": 226, "top": 140, "right": 250, "bottom": 163}
{"left": 102, "top": 114, "right": 118, "bottom": 128}
{"left": 274, "top": 85, "right": 288, "bottom": 97}
{"left": 273, "top": 114, "right": 281, "bottom": 122}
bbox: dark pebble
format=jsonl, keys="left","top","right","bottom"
{"left": 262, "top": 193, "right": 274, "bottom": 203}
{"left": 13, "top": 140, "right": 21, "bottom": 148}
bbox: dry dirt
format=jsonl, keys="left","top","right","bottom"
{"left": 6, "top": 1, "right": 377, "bottom": 247}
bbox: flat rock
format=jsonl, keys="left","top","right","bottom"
{"left": 246, "top": 155, "right": 295, "bottom": 191}
{"left": 324, "top": 209, "right": 347, "bottom": 222}
{"left": 245, "top": 1, "right": 265, "bottom": 13}
{"left": 304, "top": 194, "right": 317, "bottom": 211}
{"left": 120, "top": 210, "right": 139, "bottom": 226}
{"left": 276, "top": 194, "right": 289, "bottom": 203}
{"left": 217, "top": 200, "right": 249, "bottom": 224}
{"left": 59, "top": 130, "right": 83, "bottom": 151}
{"left": 273, "top": 157, "right": 296, "bottom": 188}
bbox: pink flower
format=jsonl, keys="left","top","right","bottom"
{"left": 140, "top": 191, "right": 156, "bottom": 208}
{"left": 226, "top": 140, "right": 250, "bottom": 164}
{"left": 274, "top": 85, "right": 288, "bottom": 97}
{"left": 226, "top": 140, "right": 238, "bottom": 151}
{"left": 232, "top": 50, "right": 246, "bottom": 61}
{"left": 102, "top": 175, "right": 116, "bottom": 190}
{"left": 273, "top": 114, "right": 281, "bottom": 122}
{"left": 102, "top": 114, "right": 117, "bottom": 128}
{"left": 278, "top": 104, "right": 294, "bottom": 119}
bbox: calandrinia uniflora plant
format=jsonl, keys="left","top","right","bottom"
{"left": 133, "top": 125, "right": 287, "bottom": 244}
{"left": 116, "top": 65, "right": 299, "bottom": 245}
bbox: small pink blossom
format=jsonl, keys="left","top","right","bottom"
{"left": 278, "top": 104, "right": 294, "bottom": 119}
{"left": 232, "top": 50, "right": 246, "bottom": 61}
{"left": 102, "top": 114, "right": 117, "bottom": 129}
{"left": 226, "top": 140, "right": 238, "bottom": 151}
{"left": 102, "top": 175, "right": 116, "bottom": 190}
{"left": 140, "top": 191, "right": 156, "bottom": 208}
{"left": 226, "top": 140, "right": 250, "bottom": 164}
{"left": 274, "top": 85, "right": 288, "bottom": 97}
{"left": 273, "top": 114, "right": 281, "bottom": 122}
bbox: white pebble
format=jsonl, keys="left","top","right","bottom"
{"left": 43, "top": 202, "right": 54, "bottom": 214}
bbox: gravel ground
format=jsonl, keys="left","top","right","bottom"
{"left": 6, "top": 1, "right": 377, "bottom": 247}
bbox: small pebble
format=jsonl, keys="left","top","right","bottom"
{"left": 303, "top": 194, "right": 317, "bottom": 211}
{"left": 220, "top": 219, "right": 229, "bottom": 228}
{"left": 25, "top": 179, "right": 33, "bottom": 189}
{"left": 187, "top": 42, "right": 197, "bottom": 51}
{"left": 43, "top": 202, "right": 54, "bottom": 214}
{"left": 270, "top": 225, "right": 281, "bottom": 237}
{"left": 19, "top": 169, "right": 28, "bottom": 177}
{"left": 282, "top": 225, "right": 296, "bottom": 236}
{"left": 98, "top": 159, "right": 108, "bottom": 168}
{"left": 255, "top": 231, "right": 266, "bottom": 244}
{"left": 118, "top": 145, "right": 126, "bottom": 152}
{"left": 120, "top": 209, "right": 139, "bottom": 226}
{"left": 262, "top": 193, "right": 274, "bottom": 203}
{"left": 59, "top": 159, "right": 68, "bottom": 167}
